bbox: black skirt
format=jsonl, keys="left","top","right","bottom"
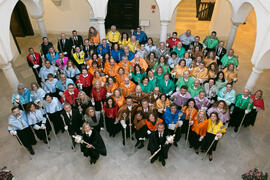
{"left": 105, "top": 116, "right": 119, "bottom": 135}
{"left": 229, "top": 106, "right": 245, "bottom": 128}
{"left": 201, "top": 132, "right": 218, "bottom": 155}
{"left": 135, "top": 125, "right": 147, "bottom": 139}
{"left": 189, "top": 131, "right": 201, "bottom": 149}
{"left": 17, "top": 127, "right": 37, "bottom": 147}
{"left": 243, "top": 109, "right": 258, "bottom": 127}
{"left": 48, "top": 111, "right": 63, "bottom": 134}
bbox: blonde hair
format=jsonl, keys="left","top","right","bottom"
{"left": 85, "top": 106, "right": 95, "bottom": 116}
{"left": 82, "top": 122, "right": 92, "bottom": 134}
{"left": 77, "top": 91, "right": 90, "bottom": 105}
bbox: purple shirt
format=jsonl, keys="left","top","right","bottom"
{"left": 194, "top": 96, "right": 210, "bottom": 110}
{"left": 207, "top": 107, "right": 230, "bottom": 123}
{"left": 55, "top": 57, "right": 68, "bottom": 70}
{"left": 171, "top": 91, "right": 191, "bottom": 107}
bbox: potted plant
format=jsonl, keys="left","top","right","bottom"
{"left": 242, "top": 168, "right": 268, "bottom": 180}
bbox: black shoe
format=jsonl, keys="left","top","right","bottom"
{"left": 173, "top": 142, "right": 178, "bottom": 147}
{"left": 234, "top": 127, "right": 238, "bottom": 132}
{"left": 195, "top": 149, "right": 199, "bottom": 154}
{"left": 161, "top": 160, "right": 166, "bottom": 166}
{"left": 137, "top": 141, "right": 144, "bottom": 149}
{"left": 28, "top": 147, "right": 35, "bottom": 155}
{"left": 189, "top": 145, "right": 193, "bottom": 148}
{"left": 150, "top": 158, "right": 156, "bottom": 164}
{"left": 209, "top": 155, "right": 213, "bottom": 161}
{"left": 135, "top": 140, "right": 140, "bottom": 147}
{"left": 123, "top": 140, "right": 125, "bottom": 146}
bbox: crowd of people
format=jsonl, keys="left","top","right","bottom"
{"left": 8, "top": 25, "right": 265, "bottom": 166}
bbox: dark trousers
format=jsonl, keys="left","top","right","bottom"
{"left": 189, "top": 131, "right": 201, "bottom": 149}
{"left": 229, "top": 106, "right": 245, "bottom": 129}
{"left": 168, "top": 127, "right": 181, "bottom": 142}
{"left": 151, "top": 144, "right": 170, "bottom": 162}
{"left": 201, "top": 132, "right": 218, "bottom": 155}
{"left": 182, "top": 44, "right": 190, "bottom": 51}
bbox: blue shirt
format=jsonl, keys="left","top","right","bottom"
{"left": 44, "top": 97, "right": 63, "bottom": 114}
{"left": 46, "top": 52, "right": 59, "bottom": 64}
{"left": 179, "top": 33, "right": 195, "bottom": 46}
{"left": 8, "top": 110, "right": 29, "bottom": 131}
{"left": 97, "top": 43, "right": 110, "bottom": 56}
{"left": 133, "top": 30, "right": 147, "bottom": 43}
{"left": 64, "top": 66, "right": 80, "bottom": 78}
{"left": 162, "top": 107, "right": 186, "bottom": 127}
{"left": 12, "top": 88, "right": 31, "bottom": 104}
{"left": 55, "top": 78, "right": 75, "bottom": 92}
{"left": 120, "top": 50, "right": 135, "bottom": 61}
{"left": 28, "top": 109, "right": 47, "bottom": 129}
{"left": 39, "top": 66, "right": 57, "bottom": 80}
{"left": 30, "top": 88, "right": 46, "bottom": 103}
{"left": 43, "top": 78, "right": 58, "bottom": 93}
{"left": 111, "top": 49, "right": 122, "bottom": 62}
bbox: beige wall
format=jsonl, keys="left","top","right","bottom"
{"left": 139, "top": 0, "right": 177, "bottom": 38}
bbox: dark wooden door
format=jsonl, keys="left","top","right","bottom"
{"left": 105, "top": 0, "right": 139, "bottom": 29}
{"left": 10, "top": 1, "right": 34, "bottom": 37}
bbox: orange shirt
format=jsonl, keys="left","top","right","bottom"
{"left": 191, "top": 118, "right": 208, "bottom": 136}
{"left": 204, "top": 57, "right": 217, "bottom": 67}
{"left": 87, "top": 58, "right": 101, "bottom": 67}
{"left": 223, "top": 68, "right": 238, "bottom": 83}
{"left": 88, "top": 67, "right": 102, "bottom": 76}
{"left": 119, "top": 82, "right": 136, "bottom": 97}
{"left": 115, "top": 74, "right": 128, "bottom": 85}
{"left": 104, "top": 63, "right": 119, "bottom": 77}
{"left": 145, "top": 118, "right": 163, "bottom": 131}
{"left": 112, "top": 95, "right": 125, "bottom": 107}
{"left": 190, "top": 67, "right": 209, "bottom": 81}
{"left": 118, "top": 61, "right": 133, "bottom": 74}
{"left": 89, "top": 32, "right": 100, "bottom": 45}
{"left": 106, "top": 83, "right": 119, "bottom": 94}
{"left": 92, "top": 76, "right": 107, "bottom": 86}
{"left": 181, "top": 106, "right": 198, "bottom": 120}
{"left": 131, "top": 58, "right": 148, "bottom": 71}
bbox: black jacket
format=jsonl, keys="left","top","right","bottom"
{"left": 61, "top": 109, "right": 83, "bottom": 135}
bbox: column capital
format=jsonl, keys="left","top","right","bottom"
{"left": 96, "top": 17, "right": 105, "bottom": 24}
{"left": 252, "top": 66, "right": 263, "bottom": 74}
{"left": 160, "top": 20, "right": 170, "bottom": 25}
{"left": 0, "top": 62, "right": 12, "bottom": 70}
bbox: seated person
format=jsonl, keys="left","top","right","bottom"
{"left": 217, "top": 83, "right": 236, "bottom": 106}
{"left": 106, "top": 25, "right": 121, "bottom": 46}
{"left": 203, "top": 31, "right": 219, "bottom": 52}
{"left": 133, "top": 26, "right": 147, "bottom": 44}
{"left": 221, "top": 49, "right": 239, "bottom": 68}
{"left": 46, "top": 46, "right": 59, "bottom": 64}
{"left": 128, "top": 35, "right": 140, "bottom": 53}
{"left": 166, "top": 32, "right": 180, "bottom": 50}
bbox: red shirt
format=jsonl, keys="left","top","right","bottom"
{"left": 90, "top": 87, "right": 107, "bottom": 101}
{"left": 61, "top": 88, "right": 79, "bottom": 105}
{"left": 27, "top": 52, "right": 40, "bottom": 65}
{"left": 251, "top": 95, "right": 265, "bottom": 110}
{"left": 166, "top": 37, "right": 181, "bottom": 49}
{"left": 103, "top": 103, "right": 119, "bottom": 118}
{"left": 76, "top": 73, "right": 93, "bottom": 87}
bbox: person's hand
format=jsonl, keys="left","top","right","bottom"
{"left": 189, "top": 121, "right": 193, "bottom": 126}
{"left": 123, "top": 124, "right": 127, "bottom": 129}
{"left": 214, "top": 135, "right": 219, "bottom": 140}
{"left": 64, "top": 126, "right": 68, "bottom": 131}
{"left": 179, "top": 121, "right": 183, "bottom": 127}
{"left": 87, "top": 144, "right": 94, "bottom": 149}
{"left": 40, "top": 124, "right": 46, "bottom": 129}
{"left": 199, "top": 136, "right": 204, "bottom": 142}
{"left": 245, "top": 110, "right": 250, "bottom": 114}
{"left": 147, "top": 130, "right": 151, "bottom": 135}
{"left": 158, "top": 109, "right": 163, "bottom": 113}
{"left": 217, "top": 133, "right": 222, "bottom": 139}
{"left": 10, "top": 130, "right": 17, "bottom": 136}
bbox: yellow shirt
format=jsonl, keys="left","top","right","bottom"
{"left": 191, "top": 67, "right": 209, "bottom": 81}
{"left": 223, "top": 68, "right": 238, "bottom": 83}
{"left": 120, "top": 38, "right": 131, "bottom": 47}
{"left": 128, "top": 41, "right": 140, "bottom": 53}
{"left": 106, "top": 30, "right": 121, "bottom": 43}
{"left": 207, "top": 119, "right": 226, "bottom": 135}
{"left": 73, "top": 51, "right": 85, "bottom": 65}
{"left": 131, "top": 58, "right": 148, "bottom": 71}
{"left": 171, "top": 65, "right": 189, "bottom": 78}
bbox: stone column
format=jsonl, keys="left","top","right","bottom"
{"left": 226, "top": 22, "right": 241, "bottom": 50}
{"left": 160, "top": 20, "right": 170, "bottom": 42}
{"left": 0, "top": 62, "right": 19, "bottom": 91}
{"left": 36, "top": 17, "right": 47, "bottom": 37}
{"left": 97, "top": 18, "right": 106, "bottom": 41}
{"left": 245, "top": 67, "right": 263, "bottom": 91}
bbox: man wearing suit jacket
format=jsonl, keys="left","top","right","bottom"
{"left": 215, "top": 41, "right": 227, "bottom": 67}
{"left": 62, "top": 103, "right": 83, "bottom": 148}
{"left": 58, "top": 33, "right": 71, "bottom": 58}
{"left": 83, "top": 39, "right": 93, "bottom": 60}
{"left": 190, "top": 36, "right": 203, "bottom": 50}
{"left": 147, "top": 123, "right": 171, "bottom": 166}
{"left": 70, "top": 30, "right": 83, "bottom": 52}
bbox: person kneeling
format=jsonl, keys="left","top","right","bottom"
{"left": 80, "top": 123, "right": 107, "bottom": 164}
{"left": 147, "top": 123, "right": 173, "bottom": 166}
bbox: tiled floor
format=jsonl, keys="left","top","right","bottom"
{"left": 0, "top": 10, "right": 269, "bottom": 180}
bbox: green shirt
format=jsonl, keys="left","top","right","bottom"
{"left": 140, "top": 83, "right": 152, "bottom": 93}
{"left": 132, "top": 72, "right": 146, "bottom": 83}
{"left": 171, "top": 47, "right": 186, "bottom": 58}
{"left": 203, "top": 36, "right": 219, "bottom": 49}
{"left": 148, "top": 77, "right": 156, "bottom": 90}
{"left": 188, "top": 84, "right": 203, "bottom": 97}
{"left": 154, "top": 72, "right": 165, "bottom": 87}
{"left": 215, "top": 79, "right": 227, "bottom": 92}
{"left": 176, "top": 76, "right": 194, "bottom": 90}
{"left": 159, "top": 79, "right": 175, "bottom": 94}
{"left": 221, "top": 54, "right": 239, "bottom": 67}
{"left": 153, "top": 63, "right": 170, "bottom": 74}
{"left": 235, "top": 94, "right": 254, "bottom": 110}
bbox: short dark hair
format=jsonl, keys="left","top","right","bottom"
{"left": 11, "top": 106, "right": 19, "bottom": 112}
{"left": 172, "top": 32, "right": 178, "bottom": 36}
{"left": 181, "top": 85, "right": 188, "bottom": 90}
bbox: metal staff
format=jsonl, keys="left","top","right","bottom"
{"left": 236, "top": 99, "right": 253, "bottom": 135}
{"left": 122, "top": 113, "right": 127, "bottom": 145}
{"left": 101, "top": 102, "right": 107, "bottom": 132}
{"left": 185, "top": 108, "right": 194, "bottom": 148}
{"left": 45, "top": 113, "right": 60, "bottom": 148}
{"left": 60, "top": 114, "right": 75, "bottom": 149}
{"left": 14, "top": 134, "right": 32, "bottom": 160}
{"left": 44, "top": 127, "right": 50, "bottom": 149}
{"left": 72, "top": 135, "right": 95, "bottom": 149}
{"left": 129, "top": 113, "right": 132, "bottom": 140}
{"left": 202, "top": 124, "right": 228, "bottom": 160}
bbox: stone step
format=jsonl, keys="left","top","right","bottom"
{"left": 177, "top": 12, "right": 197, "bottom": 17}
{"left": 177, "top": 7, "right": 196, "bottom": 12}
{"left": 176, "top": 16, "right": 198, "bottom": 22}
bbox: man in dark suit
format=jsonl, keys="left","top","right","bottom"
{"left": 58, "top": 33, "right": 71, "bottom": 58}
{"left": 69, "top": 30, "right": 83, "bottom": 52}
{"left": 215, "top": 41, "right": 227, "bottom": 67}
{"left": 147, "top": 123, "right": 172, "bottom": 166}
{"left": 83, "top": 39, "right": 94, "bottom": 59}
{"left": 61, "top": 103, "right": 83, "bottom": 148}
{"left": 190, "top": 36, "right": 203, "bottom": 50}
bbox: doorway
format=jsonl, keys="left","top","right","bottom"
{"left": 105, "top": 0, "right": 139, "bottom": 30}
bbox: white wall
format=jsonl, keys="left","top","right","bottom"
{"left": 30, "top": 0, "right": 95, "bottom": 35}
{"left": 139, "top": 0, "right": 177, "bottom": 38}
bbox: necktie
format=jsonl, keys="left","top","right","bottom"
{"left": 69, "top": 113, "right": 72, "bottom": 119}
{"left": 63, "top": 40, "right": 65, "bottom": 46}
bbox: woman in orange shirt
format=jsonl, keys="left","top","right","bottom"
{"left": 106, "top": 77, "right": 118, "bottom": 96}
{"left": 88, "top": 27, "right": 100, "bottom": 47}
{"left": 88, "top": 61, "right": 102, "bottom": 76}
{"left": 208, "top": 62, "right": 218, "bottom": 79}
{"left": 115, "top": 67, "right": 128, "bottom": 86}
{"left": 188, "top": 110, "right": 208, "bottom": 154}
{"left": 223, "top": 63, "right": 238, "bottom": 83}
{"left": 87, "top": 53, "right": 101, "bottom": 68}
{"left": 92, "top": 70, "right": 106, "bottom": 86}
{"left": 204, "top": 51, "right": 217, "bottom": 68}
{"left": 181, "top": 98, "right": 198, "bottom": 138}
{"left": 112, "top": 88, "right": 125, "bottom": 108}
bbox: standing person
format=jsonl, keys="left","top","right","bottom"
{"left": 119, "top": 32, "right": 130, "bottom": 48}
{"left": 46, "top": 47, "right": 59, "bottom": 65}
{"left": 8, "top": 107, "right": 37, "bottom": 155}
{"left": 203, "top": 31, "right": 219, "bottom": 53}
{"left": 133, "top": 26, "right": 147, "bottom": 44}
{"left": 43, "top": 93, "right": 63, "bottom": 134}
{"left": 230, "top": 88, "right": 254, "bottom": 132}
{"left": 171, "top": 42, "right": 186, "bottom": 58}
{"left": 111, "top": 44, "right": 122, "bottom": 63}
{"left": 102, "top": 97, "right": 119, "bottom": 137}
{"left": 147, "top": 123, "right": 172, "bottom": 166}
{"left": 145, "top": 52, "right": 158, "bottom": 70}
{"left": 55, "top": 52, "right": 68, "bottom": 71}
{"left": 40, "top": 37, "right": 53, "bottom": 58}
{"left": 12, "top": 83, "right": 31, "bottom": 110}
{"left": 133, "top": 111, "right": 147, "bottom": 149}
{"left": 188, "top": 110, "right": 208, "bottom": 154}
{"left": 217, "top": 83, "right": 236, "bottom": 107}
{"left": 57, "top": 33, "right": 71, "bottom": 57}
{"left": 76, "top": 68, "right": 93, "bottom": 95}
{"left": 207, "top": 100, "right": 230, "bottom": 123}
{"left": 30, "top": 82, "right": 46, "bottom": 105}
{"left": 145, "top": 37, "right": 157, "bottom": 55}
{"left": 80, "top": 123, "right": 107, "bottom": 164}
{"left": 64, "top": 60, "right": 80, "bottom": 83}
{"left": 215, "top": 41, "right": 227, "bottom": 69}
{"left": 201, "top": 112, "right": 226, "bottom": 161}
{"left": 176, "top": 70, "right": 194, "bottom": 91}
{"left": 84, "top": 107, "right": 102, "bottom": 133}
{"left": 72, "top": 46, "right": 85, "bottom": 71}
{"left": 26, "top": 102, "right": 50, "bottom": 144}
{"left": 171, "top": 85, "right": 191, "bottom": 109}
{"left": 159, "top": 73, "right": 175, "bottom": 97}
{"left": 97, "top": 39, "right": 110, "bottom": 58}
{"left": 136, "top": 44, "right": 148, "bottom": 59}
{"left": 61, "top": 103, "right": 83, "bottom": 148}
{"left": 155, "top": 94, "right": 171, "bottom": 118}
{"left": 90, "top": 81, "right": 107, "bottom": 111}
{"left": 27, "top": 47, "right": 42, "bottom": 85}
{"left": 43, "top": 74, "right": 58, "bottom": 97}
{"left": 156, "top": 42, "right": 170, "bottom": 59}
{"left": 215, "top": 71, "right": 227, "bottom": 92}
{"left": 181, "top": 99, "right": 198, "bottom": 138}
{"left": 221, "top": 49, "right": 239, "bottom": 68}
{"left": 75, "top": 91, "right": 93, "bottom": 115}
{"left": 163, "top": 104, "right": 186, "bottom": 147}
{"left": 244, "top": 90, "right": 264, "bottom": 127}
{"left": 179, "top": 30, "right": 195, "bottom": 50}
{"left": 61, "top": 83, "right": 79, "bottom": 106}
{"left": 166, "top": 32, "right": 181, "bottom": 51}
{"left": 131, "top": 64, "right": 146, "bottom": 84}
{"left": 70, "top": 30, "right": 83, "bottom": 52}
{"left": 88, "top": 26, "right": 100, "bottom": 50}
{"left": 39, "top": 60, "right": 57, "bottom": 81}
{"left": 55, "top": 73, "right": 75, "bottom": 96}
{"left": 106, "top": 25, "right": 121, "bottom": 47}
{"left": 194, "top": 91, "right": 210, "bottom": 110}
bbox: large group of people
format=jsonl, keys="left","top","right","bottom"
{"left": 8, "top": 25, "right": 265, "bottom": 166}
